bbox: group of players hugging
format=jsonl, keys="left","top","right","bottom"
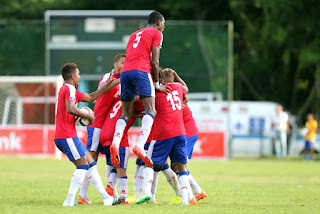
{"left": 54, "top": 11, "right": 207, "bottom": 206}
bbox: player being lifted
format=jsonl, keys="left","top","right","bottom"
{"left": 54, "top": 63, "right": 119, "bottom": 206}
{"left": 110, "top": 11, "right": 170, "bottom": 167}
{"left": 77, "top": 54, "right": 125, "bottom": 204}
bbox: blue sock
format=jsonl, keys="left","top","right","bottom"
{"left": 303, "top": 154, "right": 307, "bottom": 161}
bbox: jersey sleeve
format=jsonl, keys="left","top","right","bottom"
{"left": 152, "top": 30, "right": 163, "bottom": 49}
{"left": 64, "top": 85, "right": 76, "bottom": 102}
{"left": 76, "top": 90, "right": 85, "bottom": 102}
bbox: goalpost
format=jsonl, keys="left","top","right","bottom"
{"left": 0, "top": 75, "right": 63, "bottom": 157}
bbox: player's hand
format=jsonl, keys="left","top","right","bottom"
{"left": 157, "top": 84, "right": 171, "bottom": 94}
{"left": 88, "top": 112, "right": 95, "bottom": 124}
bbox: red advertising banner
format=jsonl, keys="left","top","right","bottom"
{"left": 0, "top": 126, "right": 225, "bottom": 158}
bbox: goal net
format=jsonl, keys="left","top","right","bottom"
{"left": 0, "top": 76, "right": 63, "bottom": 126}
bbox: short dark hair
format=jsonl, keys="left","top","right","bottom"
{"left": 148, "top": 11, "right": 164, "bottom": 25}
{"left": 114, "top": 54, "right": 126, "bottom": 63}
{"left": 163, "top": 68, "right": 174, "bottom": 80}
{"left": 61, "top": 63, "right": 78, "bottom": 80}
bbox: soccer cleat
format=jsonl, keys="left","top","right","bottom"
{"left": 135, "top": 194, "right": 151, "bottom": 204}
{"left": 118, "top": 197, "right": 130, "bottom": 205}
{"left": 110, "top": 144, "right": 120, "bottom": 168}
{"left": 195, "top": 190, "right": 207, "bottom": 201}
{"left": 133, "top": 145, "right": 153, "bottom": 166}
{"left": 62, "top": 200, "right": 77, "bottom": 207}
{"left": 105, "top": 184, "right": 114, "bottom": 196}
{"left": 127, "top": 196, "right": 136, "bottom": 203}
{"left": 189, "top": 197, "right": 197, "bottom": 205}
{"left": 104, "top": 196, "right": 120, "bottom": 206}
{"left": 76, "top": 195, "right": 92, "bottom": 204}
{"left": 170, "top": 195, "right": 182, "bottom": 205}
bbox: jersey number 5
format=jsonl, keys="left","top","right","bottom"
{"left": 133, "top": 31, "right": 143, "bottom": 48}
{"left": 166, "top": 90, "right": 182, "bottom": 111}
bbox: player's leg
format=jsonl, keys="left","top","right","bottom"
{"left": 85, "top": 151, "right": 116, "bottom": 206}
{"left": 55, "top": 138, "right": 89, "bottom": 206}
{"left": 115, "top": 147, "right": 130, "bottom": 204}
{"left": 161, "top": 162, "right": 182, "bottom": 204}
{"left": 103, "top": 145, "right": 118, "bottom": 197}
{"left": 133, "top": 71, "right": 156, "bottom": 165}
{"left": 149, "top": 164, "right": 161, "bottom": 203}
{"left": 281, "top": 131, "right": 287, "bottom": 157}
{"left": 274, "top": 131, "right": 281, "bottom": 157}
{"left": 303, "top": 141, "right": 309, "bottom": 161}
{"left": 310, "top": 141, "right": 314, "bottom": 161}
{"left": 78, "top": 127, "right": 101, "bottom": 204}
{"left": 186, "top": 135, "right": 207, "bottom": 201}
{"left": 170, "top": 135, "right": 195, "bottom": 205}
{"left": 136, "top": 139, "right": 172, "bottom": 204}
{"left": 133, "top": 158, "right": 141, "bottom": 199}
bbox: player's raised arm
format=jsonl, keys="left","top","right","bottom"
{"left": 169, "top": 69, "right": 189, "bottom": 92}
{"left": 82, "top": 78, "right": 119, "bottom": 103}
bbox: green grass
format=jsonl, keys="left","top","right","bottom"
{"left": 0, "top": 157, "right": 319, "bottom": 213}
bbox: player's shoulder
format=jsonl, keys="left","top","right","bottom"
{"left": 61, "top": 83, "right": 75, "bottom": 92}
{"left": 99, "top": 72, "right": 111, "bottom": 84}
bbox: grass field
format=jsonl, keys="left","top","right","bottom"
{"left": 0, "top": 156, "right": 319, "bottom": 213}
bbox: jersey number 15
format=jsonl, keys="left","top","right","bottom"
{"left": 166, "top": 90, "right": 182, "bottom": 111}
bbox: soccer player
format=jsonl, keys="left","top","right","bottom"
{"left": 136, "top": 69, "right": 193, "bottom": 205}
{"left": 303, "top": 113, "right": 318, "bottom": 161}
{"left": 180, "top": 98, "right": 207, "bottom": 201}
{"left": 54, "top": 63, "right": 119, "bottom": 206}
{"left": 110, "top": 11, "right": 170, "bottom": 168}
{"left": 100, "top": 97, "right": 144, "bottom": 204}
{"left": 77, "top": 54, "right": 125, "bottom": 204}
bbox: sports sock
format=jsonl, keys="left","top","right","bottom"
{"left": 79, "top": 174, "right": 90, "bottom": 200}
{"left": 105, "top": 164, "right": 113, "bottom": 182}
{"left": 87, "top": 161, "right": 111, "bottom": 201}
{"left": 112, "top": 118, "right": 127, "bottom": 149}
{"left": 108, "top": 169, "right": 117, "bottom": 190}
{"left": 134, "top": 161, "right": 141, "bottom": 197}
{"left": 136, "top": 114, "right": 154, "bottom": 149}
{"left": 142, "top": 166, "right": 154, "bottom": 196}
{"left": 117, "top": 176, "right": 128, "bottom": 199}
{"left": 65, "top": 165, "right": 88, "bottom": 204}
{"left": 162, "top": 165, "right": 182, "bottom": 197}
{"left": 178, "top": 171, "right": 191, "bottom": 203}
{"left": 188, "top": 171, "right": 203, "bottom": 194}
{"left": 135, "top": 165, "right": 145, "bottom": 198}
{"left": 150, "top": 170, "right": 160, "bottom": 202}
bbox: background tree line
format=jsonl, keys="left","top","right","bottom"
{"left": 1, "top": 0, "right": 320, "bottom": 124}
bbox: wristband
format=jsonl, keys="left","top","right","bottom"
{"left": 154, "top": 81, "right": 160, "bottom": 89}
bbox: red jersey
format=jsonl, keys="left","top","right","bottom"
{"left": 122, "top": 26, "right": 163, "bottom": 74}
{"left": 183, "top": 104, "right": 199, "bottom": 137}
{"left": 152, "top": 83, "right": 188, "bottom": 141}
{"left": 89, "top": 72, "right": 120, "bottom": 129}
{"left": 100, "top": 98, "right": 144, "bottom": 147}
{"left": 54, "top": 83, "right": 84, "bottom": 139}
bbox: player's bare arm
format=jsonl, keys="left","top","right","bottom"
{"left": 166, "top": 68, "right": 189, "bottom": 92}
{"left": 65, "top": 100, "right": 95, "bottom": 124}
{"left": 82, "top": 78, "right": 118, "bottom": 103}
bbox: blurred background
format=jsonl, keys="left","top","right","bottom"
{"left": 0, "top": 0, "right": 320, "bottom": 159}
